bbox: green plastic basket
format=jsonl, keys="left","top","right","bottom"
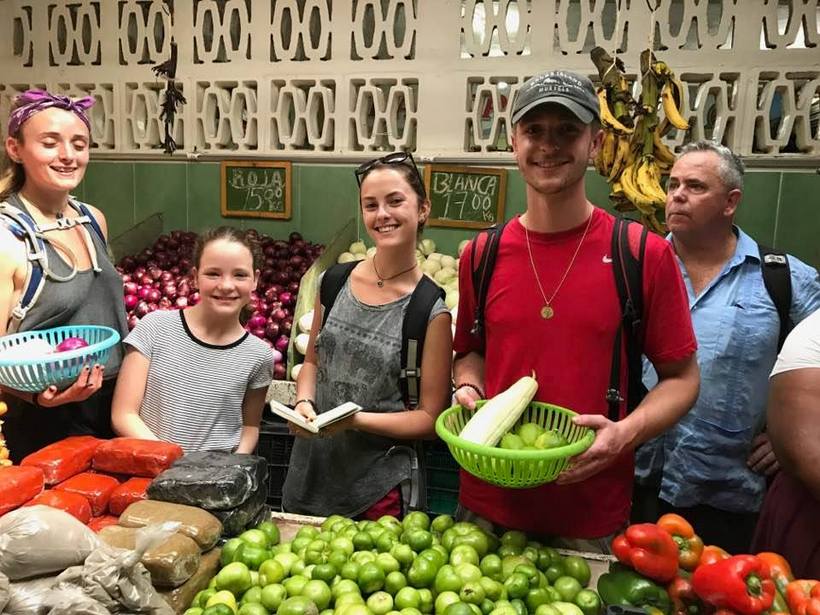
{"left": 435, "top": 401, "right": 596, "bottom": 489}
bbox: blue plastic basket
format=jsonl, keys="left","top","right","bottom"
{"left": 0, "top": 326, "right": 120, "bottom": 392}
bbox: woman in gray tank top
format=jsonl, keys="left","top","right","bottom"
{"left": 0, "top": 90, "right": 128, "bottom": 462}
{"left": 282, "top": 153, "right": 453, "bottom": 519}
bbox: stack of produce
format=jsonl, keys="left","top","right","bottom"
{"left": 0, "top": 504, "right": 172, "bottom": 614}
{"left": 590, "top": 46, "right": 690, "bottom": 234}
{"left": 147, "top": 451, "right": 270, "bottom": 537}
{"left": 117, "top": 230, "right": 324, "bottom": 381}
{"left": 185, "top": 511, "right": 600, "bottom": 615}
{"left": 0, "top": 435, "right": 182, "bottom": 530}
{"left": 598, "top": 513, "right": 820, "bottom": 615}
{"left": 0, "top": 401, "right": 11, "bottom": 467}
{"left": 102, "top": 498, "right": 225, "bottom": 611}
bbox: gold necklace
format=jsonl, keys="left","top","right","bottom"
{"left": 523, "top": 213, "right": 593, "bottom": 319}
{"left": 372, "top": 256, "right": 417, "bottom": 288}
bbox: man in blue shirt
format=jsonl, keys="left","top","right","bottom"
{"left": 633, "top": 140, "right": 820, "bottom": 553}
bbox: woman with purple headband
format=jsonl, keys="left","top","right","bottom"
{"left": 0, "top": 89, "right": 128, "bottom": 461}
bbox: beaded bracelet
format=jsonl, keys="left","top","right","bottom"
{"left": 454, "top": 382, "right": 485, "bottom": 400}
{"left": 294, "top": 398, "right": 317, "bottom": 411}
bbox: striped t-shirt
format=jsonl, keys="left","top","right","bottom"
{"left": 124, "top": 309, "right": 273, "bottom": 453}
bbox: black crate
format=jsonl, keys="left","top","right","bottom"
{"left": 256, "top": 418, "right": 293, "bottom": 511}
{"left": 424, "top": 439, "right": 460, "bottom": 516}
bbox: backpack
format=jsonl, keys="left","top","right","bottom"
{"left": 469, "top": 216, "right": 648, "bottom": 421}
{"left": 758, "top": 245, "right": 793, "bottom": 352}
{"left": 0, "top": 196, "right": 106, "bottom": 333}
{"left": 319, "top": 260, "right": 446, "bottom": 513}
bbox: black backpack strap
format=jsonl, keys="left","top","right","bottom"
{"left": 401, "top": 275, "right": 446, "bottom": 408}
{"left": 607, "top": 217, "right": 648, "bottom": 421}
{"left": 758, "top": 244, "right": 793, "bottom": 352}
{"left": 320, "top": 261, "right": 357, "bottom": 328}
{"left": 469, "top": 220, "right": 509, "bottom": 349}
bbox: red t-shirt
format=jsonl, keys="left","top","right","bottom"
{"left": 453, "top": 209, "right": 696, "bottom": 538}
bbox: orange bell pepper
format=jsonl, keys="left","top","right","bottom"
{"left": 699, "top": 545, "right": 731, "bottom": 567}
{"left": 657, "top": 514, "right": 705, "bottom": 571}
{"left": 785, "top": 580, "right": 820, "bottom": 615}
{"left": 756, "top": 552, "right": 793, "bottom": 613}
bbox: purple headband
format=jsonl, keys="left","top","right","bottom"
{"left": 7, "top": 89, "right": 95, "bottom": 137}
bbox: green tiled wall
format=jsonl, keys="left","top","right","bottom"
{"left": 81, "top": 161, "right": 820, "bottom": 268}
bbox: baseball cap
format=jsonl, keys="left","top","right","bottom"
{"left": 511, "top": 70, "right": 600, "bottom": 125}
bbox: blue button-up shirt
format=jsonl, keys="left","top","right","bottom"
{"left": 636, "top": 228, "right": 820, "bottom": 513}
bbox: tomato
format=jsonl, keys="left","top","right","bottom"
{"left": 311, "top": 563, "right": 337, "bottom": 583}
{"left": 452, "top": 532, "right": 490, "bottom": 558}
{"left": 561, "top": 557, "right": 591, "bottom": 587}
{"left": 203, "top": 605, "right": 235, "bottom": 615}
{"left": 238, "top": 604, "right": 269, "bottom": 615}
{"left": 407, "top": 556, "right": 437, "bottom": 589}
{"left": 435, "top": 565, "right": 464, "bottom": 594}
{"left": 235, "top": 544, "right": 271, "bottom": 571}
{"left": 503, "top": 573, "right": 530, "bottom": 600}
{"left": 480, "top": 577, "right": 503, "bottom": 602}
{"left": 376, "top": 532, "right": 398, "bottom": 553}
{"left": 332, "top": 579, "right": 361, "bottom": 600}
{"left": 206, "top": 590, "right": 239, "bottom": 613}
{"left": 394, "top": 586, "right": 422, "bottom": 610}
{"left": 258, "top": 559, "right": 285, "bottom": 586}
{"left": 450, "top": 545, "right": 480, "bottom": 567}
{"left": 283, "top": 575, "right": 309, "bottom": 597}
{"left": 367, "top": 591, "right": 395, "bottom": 615}
{"left": 358, "top": 561, "right": 386, "bottom": 594}
{"left": 535, "top": 606, "right": 562, "bottom": 615}
{"left": 385, "top": 570, "right": 408, "bottom": 595}
{"left": 553, "top": 577, "right": 582, "bottom": 603}
{"left": 479, "top": 554, "right": 503, "bottom": 581}
{"left": 240, "top": 586, "right": 263, "bottom": 606}
{"left": 222, "top": 538, "right": 244, "bottom": 566}
{"left": 418, "top": 588, "right": 434, "bottom": 614}
{"left": 573, "top": 590, "right": 601, "bottom": 615}
{"left": 352, "top": 531, "right": 375, "bottom": 551}
{"left": 341, "top": 561, "right": 361, "bottom": 581}
{"left": 260, "top": 584, "right": 287, "bottom": 611}
{"left": 278, "top": 596, "right": 319, "bottom": 615}
{"left": 256, "top": 521, "right": 281, "bottom": 547}
{"left": 216, "top": 562, "right": 253, "bottom": 596}
{"left": 302, "top": 580, "right": 332, "bottom": 610}
{"left": 405, "top": 529, "right": 434, "bottom": 552}
{"left": 331, "top": 536, "right": 355, "bottom": 556}
{"left": 444, "top": 602, "right": 475, "bottom": 615}
{"left": 403, "top": 511, "right": 431, "bottom": 531}
{"left": 526, "top": 588, "right": 553, "bottom": 612}
{"left": 183, "top": 609, "right": 204, "bottom": 615}
{"left": 434, "top": 591, "right": 460, "bottom": 615}
{"left": 240, "top": 529, "right": 270, "bottom": 550}
{"left": 390, "top": 543, "right": 415, "bottom": 567}
{"left": 195, "top": 589, "right": 216, "bottom": 609}
{"left": 460, "top": 581, "right": 486, "bottom": 605}
{"left": 500, "top": 531, "right": 528, "bottom": 552}
{"left": 544, "top": 561, "right": 566, "bottom": 585}
{"left": 431, "top": 514, "right": 455, "bottom": 534}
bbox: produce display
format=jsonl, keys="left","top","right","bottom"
{"left": 185, "top": 512, "right": 601, "bottom": 615}
{"left": 458, "top": 375, "right": 538, "bottom": 447}
{"left": 117, "top": 230, "right": 323, "bottom": 381}
{"left": 0, "top": 400, "right": 11, "bottom": 467}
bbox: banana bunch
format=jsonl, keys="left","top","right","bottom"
{"left": 0, "top": 401, "right": 10, "bottom": 466}
{"left": 590, "top": 47, "right": 690, "bottom": 233}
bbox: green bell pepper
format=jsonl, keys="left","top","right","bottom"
{"left": 597, "top": 563, "right": 672, "bottom": 615}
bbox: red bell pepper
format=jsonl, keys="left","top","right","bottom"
{"left": 785, "top": 580, "right": 820, "bottom": 615}
{"left": 668, "top": 575, "right": 704, "bottom": 615}
{"left": 692, "top": 555, "right": 776, "bottom": 615}
{"left": 657, "top": 513, "right": 705, "bottom": 571}
{"left": 612, "top": 523, "right": 680, "bottom": 583}
{"left": 699, "top": 545, "right": 731, "bottom": 567}
{"left": 756, "top": 552, "right": 793, "bottom": 613}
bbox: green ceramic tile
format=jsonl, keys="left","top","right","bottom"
{"left": 186, "top": 162, "right": 224, "bottom": 231}
{"left": 774, "top": 172, "right": 820, "bottom": 269}
{"left": 734, "top": 171, "right": 779, "bottom": 246}
{"left": 133, "top": 162, "right": 188, "bottom": 232}
{"left": 81, "top": 161, "right": 134, "bottom": 240}
{"left": 298, "top": 165, "right": 359, "bottom": 244}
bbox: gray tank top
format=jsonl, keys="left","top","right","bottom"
{"left": 8, "top": 193, "right": 128, "bottom": 375}
{"left": 282, "top": 277, "right": 448, "bottom": 517}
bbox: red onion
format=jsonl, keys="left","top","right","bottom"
{"left": 160, "top": 271, "right": 174, "bottom": 283}
{"left": 251, "top": 327, "right": 266, "bottom": 339}
{"left": 55, "top": 336, "right": 89, "bottom": 352}
{"left": 149, "top": 267, "right": 162, "bottom": 281}
{"left": 139, "top": 274, "right": 153, "bottom": 286}
{"left": 270, "top": 308, "right": 287, "bottom": 322}
{"left": 279, "top": 291, "right": 294, "bottom": 307}
{"left": 272, "top": 349, "right": 283, "bottom": 363}
{"left": 273, "top": 363, "right": 286, "bottom": 380}
{"left": 247, "top": 314, "right": 267, "bottom": 330}
{"left": 123, "top": 281, "right": 138, "bottom": 295}
{"left": 265, "top": 321, "right": 280, "bottom": 339}
{"left": 273, "top": 335, "right": 290, "bottom": 353}
{"left": 124, "top": 294, "right": 139, "bottom": 310}
{"left": 158, "top": 297, "right": 172, "bottom": 309}
{"left": 127, "top": 315, "right": 139, "bottom": 330}
{"left": 137, "top": 286, "right": 152, "bottom": 301}
{"left": 135, "top": 301, "right": 150, "bottom": 317}
{"left": 175, "top": 297, "right": 189, "bottom": 308}
{"left": 147, "top": 288, "right": 161, "bottom": 304}
{"left": 189, "top": 292, "right": 201, "bottom": 305}
{"left": 281, "top": 319, "right": 292, "bottom": 335}
{"left": 288, "top": 281, "right": 300, "bottom": 293}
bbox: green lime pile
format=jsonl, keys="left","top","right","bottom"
{"left": 184, "top": 512, "right": 601, "bottom": 615}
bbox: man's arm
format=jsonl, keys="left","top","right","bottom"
{"left": 767, "top": 367, "right": 820, "bottom": 500}
{"left": 558, "top": 353, "right": 699, "bottom": 484}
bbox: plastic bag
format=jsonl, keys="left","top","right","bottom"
{"left": 21, "top": 435, "right": 103, "bottom": 485}
{"left": 98, "top": 525, "right": 201, "bottom": 588}
{"left": 5, "top": 575, "right": 58, "bottom": 615}
{"left": 118, "top": 500, "right": 222, "bottom": 551}
{"left": 88, "top": 516, "right": 120, "bottom": 533}
{"left": 108, "top": 477, "right": 151, "bottom": 516}
{"left": 0, "top": 571, "right": 9, "bottom": 612}
{"left": 0, "top": 505, "right": 100, "bottom": 581}
{"left": 24, "top": 490, "right": 93, "bottom": 524}
{"left": 55, "top": 472, "right": 120, "bottom": 517}
{"left": 249, "top": 504, "right": 271, "bottom": 528}
{"left": 158, "top": 548, "right": 220, "bottom": 614}
{"left": 92, "top": 438, "right": 183, "bottom": 478}
{"left": 147, "top": 452, "right": 268, "bottom": 510}
{"left": 0, "top": 465, "right": 44, "bottom": 516}
{"left": 211, "top": 487, "right": 267, "bottom": 537}
{"left": 44, "top": 586, "right": 112, "bottom": 615}
{"left": 54, "top": 523, "right": 177, "bottom": 614}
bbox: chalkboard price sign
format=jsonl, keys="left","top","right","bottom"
{"left": 220, "top": 160, "right": 292, "bottom": 220}
{"left": 423, "top": 164, "right": 506, "bottom": 229}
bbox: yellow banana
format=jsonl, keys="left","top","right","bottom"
{"left": 620, "top": 158, "right": 664, "bottom": 216}
{"left": 594, "top": 130, "right": 616, "bottom": 177}
{"left": 653, "top": 130, "right": 676, "bottom": 169}
{"left": 607, "top": 135, "right": 633, "bottom": 183}
{"left": 598, "top": 88, "right": 632, "bottom": 134}
{"left": 635, "top": 156, "right": 669, "bottom": 206}
{"left": 661, "top": 81, "right": 689, "bottom": 130}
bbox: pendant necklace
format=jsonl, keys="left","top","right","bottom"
{"left": 523, "top": 212, "right": 593, "bottom": 319}
{"left": 372, "top": 256, "right": 417, "bottom": 288}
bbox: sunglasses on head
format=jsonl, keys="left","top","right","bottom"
{"left": 354, "top": 151, "right": 425, "bottom": 195}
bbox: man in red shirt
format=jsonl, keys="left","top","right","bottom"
{"left": 452, "top": 70, "right": 699, "bottom": 551}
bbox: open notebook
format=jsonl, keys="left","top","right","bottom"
{"left": 268, "top": 400, "right": 362, "bottom": 434}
